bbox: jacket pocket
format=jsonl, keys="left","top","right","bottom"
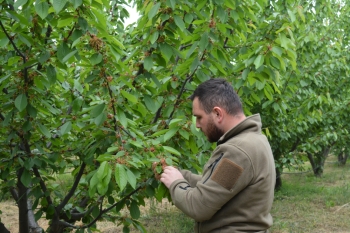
{"left": 203, "top": 153, "right": 224, "bottom": 184}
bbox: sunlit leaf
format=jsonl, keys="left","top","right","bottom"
{"left": 115, "top": 164, "right": 127, "bottom": 191}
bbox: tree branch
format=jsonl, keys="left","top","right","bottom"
{"left": 32, "top": 167, "right": 57, "bottom": 217}
{"left": 56, "top": 162, "right": 87, "bottom": 214}
{"left": 81, "top": 179, "right": 150, "bottom": 229}
{"left": 167, "top": 51, "right": 205, "bottom": 121}
{"left": 104, "top": 74, "right": 134, "bottom": 140}
{"left": 0, "top": 20, "right": 26, "bottom": 61}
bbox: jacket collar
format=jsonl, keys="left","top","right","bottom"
{"left": 217, "top": 114, "right": 262, "bottom": 146}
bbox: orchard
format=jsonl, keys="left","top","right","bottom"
{"left": 0, "top": 0, "right": 349, "bottom": 232}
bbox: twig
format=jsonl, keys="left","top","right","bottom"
{"left": 334, "top": 203, "right": 349, "bottom": 213}
{"left": 80, "top": 179, "right": 150, "bottom": 229}
{"left": 0, "top": 20, "right": 26, "bottom": 61}
{"left": 56, "top": 162, "right": 87, "bottom": 214}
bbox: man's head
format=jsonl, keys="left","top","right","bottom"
{"left": 190, "top": 78, "right": 244, "bottom": 142}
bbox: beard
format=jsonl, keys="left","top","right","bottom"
{"left": 205, "top": 117, "right": 225, "bottom": 143}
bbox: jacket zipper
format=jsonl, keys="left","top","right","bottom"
{"left": 203, "top": 153, "right": 224, "bottom": 184}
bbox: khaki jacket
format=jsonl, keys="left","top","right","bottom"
{"left": 169, "top": 114, "right": 275, "bottom": 232}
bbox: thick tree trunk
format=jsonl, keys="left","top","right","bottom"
{"left": 12, "top": 170, "right": 42, "bottom": 233}
{"left": 275, "top": 168, "right": 282, "bottom": 191}
{"left": 17, "top": 168, "right": 29, "bottom": 233}
{"left": 27, "top": 199, "right": 43, "bottom": 233}
{"left": 307, "top": 146, "right": 331, "bottom": 177}
{"left": 0, "top": 222, "right": 10, "bottom": 233}
{"left": 48, "top": 217, "right": 66, "bottom": 233}
{"left": 338, "top": 151, "right": 348, "bottom": 165}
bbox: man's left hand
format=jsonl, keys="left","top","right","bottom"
{"left": 160, "top": 166, "right": 184, "bottom": 188}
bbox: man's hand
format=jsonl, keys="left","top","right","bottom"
{"left": 160, "top": 166, "right": 184, "bottom": 188}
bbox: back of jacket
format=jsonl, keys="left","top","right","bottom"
{"left": 170, "top": 114, "right": 276, "bottom": 233}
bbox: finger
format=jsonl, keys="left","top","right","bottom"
{"left": 163, "top": 166, "right": 174, "bottom": 171}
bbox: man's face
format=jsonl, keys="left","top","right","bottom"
{"left": 192, "top": 98, "right": 224, "bottom": 143}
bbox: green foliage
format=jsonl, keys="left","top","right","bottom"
{"left": 0, "top": 0, "right": 349, "bottom": 231}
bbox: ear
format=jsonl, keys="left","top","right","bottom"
{"left": 212, "top": 107, "right": 224, "bottom": 122}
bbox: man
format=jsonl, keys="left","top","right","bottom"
{"left": 160, "top": 78, "right": 276, "bottom": 233}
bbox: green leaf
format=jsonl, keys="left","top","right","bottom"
{"left": 57, "top": 43, "right": 71, "bottom": 62}
{"left": 116, "top": 107, "right": 128, "bottom": 127}
{"left": 115, "top": 164, "right": 127, "bottom": 191}
{"left": 18, "top": 34, "right": 31, "bottom": 47}
{"left": 38, "top": 51, "right": 50, "bottom": 64}
{"left": 15, "top": 94, "right": 27, "bottom": 112}
{"left": 149, "top": 31, "right": 159, "bottom": 44}
{"left": 130, "top": 201, "right": 140, "bottom": 219}
{"left": 264, "top": 88, "right": 273, "bottom": 101}
{"left": 72, "top": 0, "right": 83, "bottom": 9}
{"left": 160, "top": 43, "right": 173, "bottom": 62}
{"left": 179, "top": 129, "right": 190, "bottom": 140}
{"left": 184, "top": 13, "right": 194, "bottom": 24}
{"left": 297, "top": 6, "right": 305, "bottom": 22}
{"left": 90, "top": 53, "right": 103, "bottom": 65}
{"left": 254, "top": 55, "right": 264, "bottom": 69}
{"left": 121, "top": 90, "right": 138, "bottom": 103}
{"left": 271, "top": 46, "right": 283, "bottom": 57}
{"left": 98, "top": 165, "right": 111, "bottom": 195}
{"left": 0, "top": 37, "right": 9, "bottom": 48}
{"left": 144, "top": 95, "right": 157, "bottom": 113}
{"left": 91, "top": 103, "right": 105, "bottom": 117}
{"left": 287, "top": 9, "right": 296, "bottom": 22}
{"left": 155, "top": 183, "right": 168, "bottom": 202}
{"left": 97, "top": 161, "right": 109, "bottom": 180}
{"left": 20, "top": 169, "right": 31, "bottom": 187}
{"left": 163, "top": 146, "right": 181, "bottom": 156}
{"left": 148, "top": 2, "right": 161, "bottom": 20}
{"left": 14, "top": 0, "right": 28, "bottom": 9}
{"left": 62, "top": 50, "right": 78, "bottom": 63}
{"left": 90, "top": 172, "right": 99, "bottom": 188}
{"left": 74, "top": 79, "right": 84, "bottom": 93}
{"left": 163, "top": 127, "right": 178, "bottom": 142}
{"left": 53, "top": 0, "right": 68, "bottom": 14}
{"left": 174, "top": 15, "right": 185, "bottom": 31}
{"left": 60, "top": 121, "right": 72, "bottom": 135}
{"left": 126, "top": 169, "right": 137, "bottom": 189}
{"left": 37, "top": 123, "right": 51, "bottom": 138}
{"left": 199, "top": 32, "right": 209, "bottom": 52}
{"left": 144, "top": 56, "right": 153, "bottom": 71}
{"left": 46, "top": 65, "right": 57, "bottom": 85}
{"left": 94, "top": 112, "right": 106, "bottom": 126}
{"left": 190, "top": 57, "right": 200, "bottom": 73}
{"left": 35, "top": 1, "right": 49, "bottom": 19}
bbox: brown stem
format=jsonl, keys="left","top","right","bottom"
{"left": 32, "top": 167, "right": 57, "bottom": 216}
{"left": 0, "top": 20, "right": 26, "bottom": 61}
{"left": 56, "top": 162, "right": 87, "bottom": 214}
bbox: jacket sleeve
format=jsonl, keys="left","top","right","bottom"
{"left": 180, "top": 170, "right": 202, "bottom": 187}
{"left": 169, "top": 145, "right": 254, "bottom": 222}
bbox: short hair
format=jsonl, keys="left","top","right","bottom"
{"left": 190, "top": 78, "right": 243, "bottom": 115}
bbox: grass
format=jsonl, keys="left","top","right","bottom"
{"left": 270, "top": 159, "right": 350, "bottom": 233}
{"left": 138, "top": 199, "right": 194, "bottom": 233}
